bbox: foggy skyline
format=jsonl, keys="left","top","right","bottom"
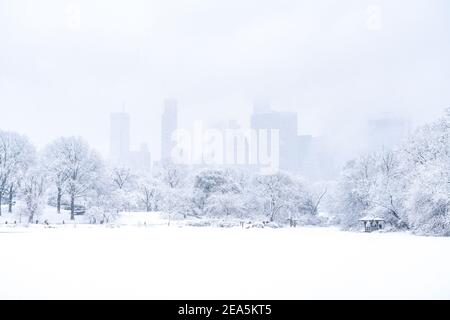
{"left": 1, "top": 0, "right": 449, "bottom": 159}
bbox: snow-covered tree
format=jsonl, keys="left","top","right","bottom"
{"left": 334, "top": 154, "right": 377, "bottom": 228}
{"left": 206, "top": 192, "right": 246, "bottom": 217}
{"left": 42, "top": 140, "right": 70, "bottom": 213}
{"left": 137, "top": 176, "right": 163, "bottom": 212}
{"left": 334, "top": 108, "right": 449, "bottom": 234}
{"left": 403, "top": 108, "right": 450, "bottom": 235}
{"left": 406, "top": 158, "right": 450, "bottom": 235}
{"left": 371, "top": 150, "right": 408, "bottom": 226}
{"left": 0, "top": 130, "right": 36, "bottom": 215}
{"left": 158, "top": 162, "right": 187, "bottom": 189}
{"left": 85, "top": 205, "right": 118, "bottom": 224}
{"left": 288, "top": 178, "right": 327, "bottom": 218}
{"left": 192, "top": 169, "right": 240, "bottom": 215}
{"left": 44, "top": 137, "right": 104, "bottom": 220}
{"left": 19, "top": 168, "right": 47, "bottom": 223}
{"left": 110, "top": 166, "right": 136, "bottom": 190}
{"left": 161, "top": 187, "right": 192, "bottom": 224}
{"left": 336, "top": 150, "right": 407, "bottom": 228}
{"left": 113, "top": 188, "right": 138, "bottom": 212}
{"left": 253, "top": 172, "right": 294, "bottom": 222}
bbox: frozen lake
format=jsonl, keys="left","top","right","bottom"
{"left": 1, "top": 226, "right": 449, "bottom": 299}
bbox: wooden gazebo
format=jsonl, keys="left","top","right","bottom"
{"left": 359, "top": 215, "right": 385, "bottom": 233}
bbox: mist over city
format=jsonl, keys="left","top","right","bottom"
{"left": 1, "top": 0, "right": 449, "bottom": 161}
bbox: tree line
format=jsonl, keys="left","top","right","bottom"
{"left": 0, "top": 133, "right": 326, "bottom": 225}
{"left": 0, "top": 108, "right": 448, "bottom": 235}
{"left": 331, "top": 108, "right": 449, "bottom": 236}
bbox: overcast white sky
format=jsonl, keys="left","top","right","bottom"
{"left": 1, "top": 0, "right": 449, "bottom": 159}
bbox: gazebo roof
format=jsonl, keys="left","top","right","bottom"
{"left": 359, "top": 206, "right": 391, "bottom": 222}
{"left": 358, "top": 215, "right": 385, "bottom": 221}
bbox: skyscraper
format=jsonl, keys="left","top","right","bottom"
{"left": 253, "top": 98, "right": 271, "bottom": 114}
{"left": 251, "top": 104, "right": 299, "bottom": 171}
{"left": 129, "top": 143, "right": 152, "bottom": 171}
{"left": 161, "top": 99, "right": 178, "bottom": 162}
{"left": 110, "top": 112, "right": 130, "bottom": 165}
{"left": 367, "top": 113, "right": 411, "bottom": 151}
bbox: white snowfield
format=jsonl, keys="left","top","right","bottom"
{"left": 1, "top": 223, "right": 450, "bottom": 300}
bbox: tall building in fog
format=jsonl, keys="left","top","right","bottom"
{"left": 161, "top": 99, "right": 178, "bottom": 162}
{"left": 110, "top": 112, "right": 130, "bottom": 165}
{"left": 251, "top": 105, "right": 299, "bottom": 171}
{"left": 297, "top": 135, "right": 341, "bottom": 181}
{"left": 253, "top": 98, "right": 271, "bottom": 114}
{"left": 367, "top": 113, "right": 411, "bottom": 151}
{"left": 205, "top": 119, "right": 244, "bottom": 167}
{"left": 129, "top": 143, "right": 152, "bottom": 171}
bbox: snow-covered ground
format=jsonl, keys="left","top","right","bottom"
{"left": 1, "top": 224, "right": 450, "bottom": 299}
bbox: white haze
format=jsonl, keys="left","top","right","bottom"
{"left": 0, "top": 0, "right": 449, "bottom": 160}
